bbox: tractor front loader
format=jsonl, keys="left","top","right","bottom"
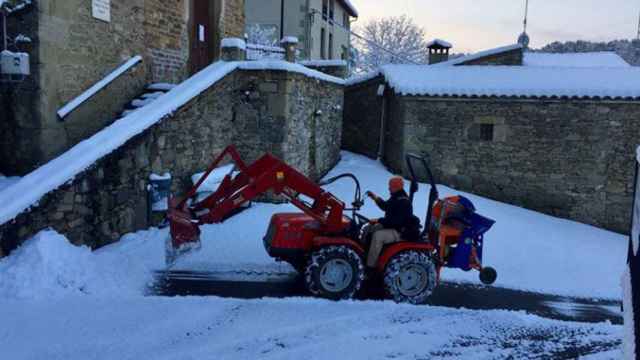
{"left": 166, "top": 145, "right": 496, "bottom": 304}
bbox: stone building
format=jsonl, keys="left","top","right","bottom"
{"left": 0, "top": 0, "right": 245, "bottom": 175}
{"left": 0, "top": 39, "right": 346, "bottom": 255}
{"left": 344, "top": 44, "right": 640, "bottom": 233}
{"left": 245, "top": 0, "right": 358, "bottom": 61}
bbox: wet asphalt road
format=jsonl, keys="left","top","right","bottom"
{"left": 151, "top": 270, "right": 622, "bottom": 325}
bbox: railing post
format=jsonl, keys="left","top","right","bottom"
{"left": 221, "top": 38, "right": 247, "bottom": 62}
{"left": 281, "top": 36, "right": 299, "bottom": 62}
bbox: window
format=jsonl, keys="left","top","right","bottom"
{"left": 341, "top": 45, "right": 347, "bottom": 60}
{"left": 328, "top": 33, "right": 333, "bottom": 59}
{"left": 329, "top": 0, "right": 335, "bottom": 20}
{"left": 322, "top": 0, "right": 328, "bottom": 20}
{"left": 480, "top": 124, "right": 494, "bottom": 141}
{"left": 343, "top": 12, "right": 350, "bottom": 28}
{"left": 320, "top": 28, "right": 326, "bottom": 59}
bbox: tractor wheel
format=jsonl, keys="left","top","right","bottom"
{"left": 384, "top": 251, "right": 437, "bottom": 305}
{"left": 305, "top": 246, "right": 364, "bottom": 300}
{"left": 479, "top": 266, "right": 497, "bottom": 285}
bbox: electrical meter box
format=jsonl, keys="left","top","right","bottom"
{"left": 1, "top": 50, "right": 30, "bottom": 75}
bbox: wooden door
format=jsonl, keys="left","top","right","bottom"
{"left": 191, "top": 0, "right": 212, "bottom": 74}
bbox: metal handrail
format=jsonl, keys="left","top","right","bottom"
{"left": 57, "top": 55, "right": 142, "bottom": 120}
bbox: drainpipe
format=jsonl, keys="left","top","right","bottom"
{"left": 280, "top": 0, "right": 285, "bottom": 40}
{"left": 377, "top": 84, "right": 387, "bottom": 160}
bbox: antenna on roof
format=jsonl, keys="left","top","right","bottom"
{"left": 518, "top": 0, "right": 531, "bottom": 48}
{"left": 637, "top": 4, "right": 640, "bottom": 39}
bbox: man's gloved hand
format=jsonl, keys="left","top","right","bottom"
{"left": 369, "top": 218, "right": 379, "bottom": 224}
{"left": 366, "top": 191, "right": 379, "bottom": 201}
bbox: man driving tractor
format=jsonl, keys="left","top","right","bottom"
{"left": 363, "top": 176, "right": 415, "bottom": 268}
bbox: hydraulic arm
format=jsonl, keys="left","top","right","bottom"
{"left": 167, "top": 145, "right": 349, "bottom": 253}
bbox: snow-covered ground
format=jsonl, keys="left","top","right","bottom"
{"left": 0, "top": 296, "right": 622, "bottom": 359}
{"left": 0, "top": 152, "right": 627, "bottom": 359}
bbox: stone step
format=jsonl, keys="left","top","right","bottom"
{"left": 146, "top": 83, "right": 177, "bottom": 92}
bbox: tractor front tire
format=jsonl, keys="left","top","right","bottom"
{"left": 384, "top": 251, "right": 437, "bottom": 305}
{"left": 305, "top": 246, "right": 364, "bottom": 300}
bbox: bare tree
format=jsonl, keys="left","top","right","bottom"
{"left": 353, "top": 15, "right": 430, "bottom": 73}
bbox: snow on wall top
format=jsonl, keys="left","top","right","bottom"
{"left": 376, "top": 64, "right": 640, "bottom": 99}
{"left": 221, "top": 38, "right": 246, "bottom": 50}
{"left": 299, "top": 59, "right": 347, "bottom": 67}
{"left": 426, "top": 39, "right": 452, "bottom": 48}
{"left": 524, "top": 52, "right": 630, "bottom": 68}
{"left": 434, "top": 44, "right": 523, "bottom": 67}
{"left": 0, "top": 60, "right": 345, "bottom": 225}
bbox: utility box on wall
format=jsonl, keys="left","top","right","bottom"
{"left": 0, "top": 50, "right": 30, "bottom": 81}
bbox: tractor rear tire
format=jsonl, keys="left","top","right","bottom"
{"left": 384, "top": 251, "right": 437, "bottom": 305}
{"left": 305, "top": 246, "right": 364, "bottom": 300}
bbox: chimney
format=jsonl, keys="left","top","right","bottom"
{"left": 427, "top": 39, "right": 452, "bottom": 65}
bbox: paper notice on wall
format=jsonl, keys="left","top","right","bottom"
{"left": 92, "top": 0, "right": 111, "bottom": 22}
{"left": 199, "top": 25, "right": 206, "bottom": 42}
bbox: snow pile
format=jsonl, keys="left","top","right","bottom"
{"left": 0, "top": 229, "right": 166, "bottom": 300}
{"left": 524, "top": 52, "right": 631, "bottom": 68}
{"left": 368, "top": 64, "right": 640, "bottom": 99}
{"left": 0, "top": 60, "right": 345, "bottom": 227}
{"left": 0, "top": 230, "right": 99, "bottom": 299}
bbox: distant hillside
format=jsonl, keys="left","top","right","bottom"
{"left": 538, "top": 39, "right": 640, "bottom": 66}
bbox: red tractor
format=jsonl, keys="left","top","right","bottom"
{"left": 167, "top": 145, "right": 497, "bottom": 304}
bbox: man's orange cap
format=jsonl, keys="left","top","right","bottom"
{"left": 389, "top": 176, "right": 404, "bottom": 193}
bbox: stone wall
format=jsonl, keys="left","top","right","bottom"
{"left": 342, "top": 76, "right": 385, "bottom": 158}
{"left": 144, "top": 0, "right": 190, "bottom": 83}
{"left": 0, "top": 0, "right": 150, "bottom": 175}
{"left": 390, "top": 97, "right": 640, "bottom": 233}
{"left": 0, "top": 67, "right": 344, "bottom": 255}
{"left": 220, "top": 0, "right": 246, "bottom": 38}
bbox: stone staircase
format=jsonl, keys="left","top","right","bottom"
{"left": 117, "top": 83, "right": 178, "bottom": 119}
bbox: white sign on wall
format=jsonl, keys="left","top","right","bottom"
{"left": 92, "top": 0, "right": 111, "bottom": 22}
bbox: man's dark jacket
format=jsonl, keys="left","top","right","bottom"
{"left": 374, "top": 190, "right": 413, "bottom": 232}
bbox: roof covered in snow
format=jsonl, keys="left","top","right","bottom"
{"left": 357, "top": 64, "right": 640, "bottom": 99}
{"left": 434, "top": 44, "right": 523, "bottom": 67}
{"left": 426, "top": 39, "right": 452, "bottom": 48}
{"left": 524, "top": 52, "right": 630, "bottom": 68}
{"left": 339, "top": 0, "right": 358, "bottom": 17}
{"left": 0, "top": 60, "right": 345, "bottom": 225}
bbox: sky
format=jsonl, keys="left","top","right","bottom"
{"left": 349, "top": 0, "right": 639, "bottom": 53}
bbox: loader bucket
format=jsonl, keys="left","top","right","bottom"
{"left": 165, "top": 198, "right": 201, "bottom": 266}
